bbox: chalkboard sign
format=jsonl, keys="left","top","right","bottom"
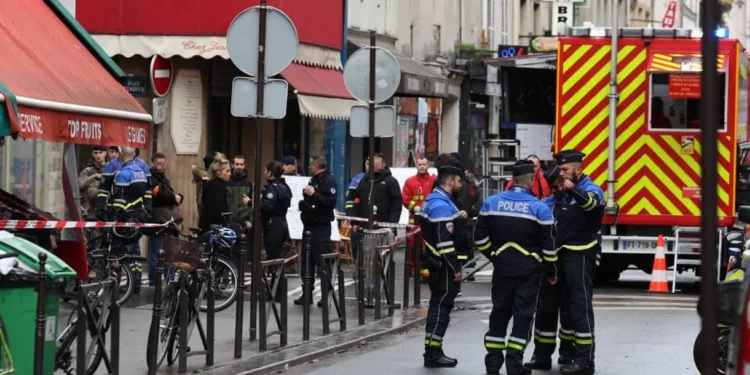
{"left": 285, "top": 176, "right": 341, "bottom": 241}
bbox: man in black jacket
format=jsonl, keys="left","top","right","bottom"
{"left": 345, "top": 153, "right": 402, "bottom": 226}
{"left": 148, "top": 152, "right": 183, "bottom": 286}
{"left": 296, "top": 155, "right": 338, "bottom": 306}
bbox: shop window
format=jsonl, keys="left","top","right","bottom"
{"left": 649, "top": 72, "right": 727, "bottom": 131}
{"left": 309, "top": 118, "right": 326, "bottom": 159}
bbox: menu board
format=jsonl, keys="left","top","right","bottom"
{"left": 171, "top": 70, "right": 203, "bottom": 155}
{"left": 284, "top": 176, "right": 341, "bottom": 241}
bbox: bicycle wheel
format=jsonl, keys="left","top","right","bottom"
{"left": 53, "top": 316, "right": 104, "bottom": 375}
{"left": 200, "top": 255, "right": 239, "bottom": 313}
{"left": 155, "top": 283, "right": 179, "bottom": 368}
{"left": 112, "top": 262, "right": 134, "bottom": 306}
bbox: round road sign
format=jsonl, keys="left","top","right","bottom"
{"left": 343, "top": 47, "right": 401, "bottom": 104}
{"left": 226, "top": 6, "right": 299, "bottom": 78}
{"left": 150, "top": 56, "right": 174, "bottom": 97}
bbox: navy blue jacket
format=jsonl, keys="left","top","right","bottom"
{"left": 110, "top": 159, "right": 152, "bottom": 222}
{"left": 545, "top": 174, "right": 604, "bottom": 258}
{"left": 260, "top": 178, "right": 292, "bottom": 219}
{"left": 417, "top": 187, "right": 462, "bottom": 274}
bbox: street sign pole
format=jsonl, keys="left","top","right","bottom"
{"left": 249, "top": 0, "right": 268, "bottom": 343}
{"left": 367, "top": 30, "right": 376, "bottom": 232}
{"left": 699, "top": 0, "right": 719, "bottom": 373}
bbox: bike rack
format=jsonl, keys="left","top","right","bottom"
{"left": 258, "top": 255, "right": 296, "bottom": 351}
{"left": 373, "top": 245, "right": 398, "bottom": 319}
{"left": 33, "top": 253, "right": 47, "bottom": 375}
{"left": 320, "top": 253, "right": 346, "bottom": 335}
{"left": 75, "top": 278, "right": 120, "bottom": 375}
{"left": 176, "top": 267, "right": 215, "bottom": 373}
{"left": 234, "top": 233, "right": 247, "bottom": 359}
{"left": 146, "top": 251, "right": 165, "bottom": 375}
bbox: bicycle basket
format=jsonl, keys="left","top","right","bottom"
{"left": 163, "top": 235, "right": 205, "bottom": 272}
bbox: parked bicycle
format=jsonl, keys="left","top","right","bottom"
{"left": 54, "top": 286, "right": 111, "bottom": 375}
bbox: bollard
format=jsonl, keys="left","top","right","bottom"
{"left": 206, "top": 268, "right": 215, "bottom": 366}
{"left": 403, "top": 233, "right": 411, "bottom": 310}
{"left": 413, "top": 206, "right": 422, "bottom": 306}
{"left": 357, "top": 227, "right": 365, "bottom": 326}
{"left": 321, "top": 256, "right": 330, "bottom": 335}
{"left": 280, "top": 273, "right": 288, "bottom": 346}
{"left": 147, "top": 250, "right": 165, "bottom": 373}
{"left": 110, "top": 278, "right": 121, "bottom": 375}
{"left": 374, "top": 246, "right": 383, "bottom": 320}
{"left": 338, "top": 265, "right": 347, "bottom": 332}
{"left": 76, "top": 285, "right": 86, "bottom": 375}
{"left": 388, "top": 248, "right": 396, "bottom": 317}
{"left": 259, "top": 264, "right": 267, "bottom": 351}
{"left": 302, "top": 231, "right": 312, "bottom": 341}
{"left": 234, "top": 234, "right": 246, "bottom": 358}
{"left": 178, "top": 271, "right": 188, "bottom": 373}
{"left": 33, "top": 252, "right": 47, "bottom": 375}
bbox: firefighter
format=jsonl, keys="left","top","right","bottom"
{"left": 418, "top": 158, "right": 464, "bottom": 368}
{"left": 473, "top": 160, "right": 556, "bottom": 375}
{"left": 524, "top": 163, "right": 576, "bottom": 371}
{"left": 402, "top": 157, "right": 436, "bottom": 280}
{"left": 553, "top": 150, "right": 604, "bottom": 375}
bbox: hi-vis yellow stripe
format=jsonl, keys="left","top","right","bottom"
{"left": 649, "top": 53, "right": 726, "bottom": 71}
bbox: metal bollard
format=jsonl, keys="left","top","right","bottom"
{"left": 321, "top": 256, "right": 330, "bottom": 335}
{"left": 338, "top": 266, "right": 347, "bottom": 331}
{"left": 33, "top": 252, "right": 47, "bottom": 375}
{"left": 303, "top": 231, "right": 312, "bottom": 341}
{"left": 259, "top": 264, "right": 267, "bottom": 351}
{"left": 76, "top": 284, "right": 86, "bottom": 375}
{"left": 178, "top": 271, "right": 188, "bottom": 373}
{"left": 280, "top": 273, "right": 288, "bottom": 346}
{"left": 110, "top": 278, "right": 121, "bottom": 375}
{"left": 147, "top": 250, "right": 165, "bottom": 373}
{"left": 374, "top": 247, "right": 383, "bottom": 320}
{"left": 403, "top": 232, "right": 411, "bottom": 310}
{"left": 388, "top": 248, "right": 396, "bottom": 317}
{"left": 413, "top": 206, "right": 422, "bottom": 306}
{"left": 357, "top": 227, "right": 365, "bottom": 326}
{"left": 234, "top": 234, "right": 246, "bottom": 358}
{"left": 206, "top": 268, "right": 215, "bottom": 366}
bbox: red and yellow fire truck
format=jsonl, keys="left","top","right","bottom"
{"left": 554, "top": 27, "right": 750, "bottom": 285}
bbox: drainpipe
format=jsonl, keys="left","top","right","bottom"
{"left": 606, "top": 0, "right": 619, "bottom": 213}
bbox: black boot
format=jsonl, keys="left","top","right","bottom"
{"left": 524, "top": 356, "right": 552, "bottom": 370}
{"left": 560, "top": 362, "right": 595, "bottom": 375}
{"left": 424, "top": 355, "right": 458, "bottom": 368}
{"left": 293, "top": 296, "right": 313, "bottom": 305}
{"left": 508, "top": 367, "right": 531, "bottom": 375}
{"left": 558, "top": 355, "right": 575, "bottom": 365}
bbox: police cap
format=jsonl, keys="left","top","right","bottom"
{"left": 512, "top": 160, "right": 535, "bottom": 177}
{"left": 281, "top": 155, "right": 296, "bottom": 165}
{"left": 92, "top": 145, "right": 107, "bottom": 151}
{"left": 544, "top": 163, "right": 561, "bottom": 185}
{"left": 437, "top": 159, "right": 463, "bottom": 177}
{"left": 554, "top": 149, "right": 586, "bottom": 165}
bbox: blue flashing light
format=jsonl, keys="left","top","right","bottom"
{"left": 716, "top": 28, "right": 729, "bottom": 38}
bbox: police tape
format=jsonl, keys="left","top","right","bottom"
{"left": 0, "top": 220, "right": 166, "bottom": 230}
{"left": 335, "top": 214, "right": 418, "bottom": 229}
{"left": 390, "top": 226, "right": 421, "bottom": 247}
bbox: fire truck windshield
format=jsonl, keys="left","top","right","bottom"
{"left": 649, "top": 72, "right": 727, "bottom": 131}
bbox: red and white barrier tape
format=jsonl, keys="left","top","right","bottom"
{"left": 0, "top": 220, "right": 166, "bottom": 230}
{"left": 335, "top": 214, "right": 418, "bottom": 229}
{"left": 390, "top": 226, "right": 421, "bottom": 247}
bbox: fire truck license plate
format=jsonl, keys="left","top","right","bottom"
{"left": 621, "top": 240, "right": 657, "bottom": 249}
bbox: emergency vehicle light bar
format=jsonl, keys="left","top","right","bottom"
{"left": 566, "top": 26, "right": 704, "bottom": 39}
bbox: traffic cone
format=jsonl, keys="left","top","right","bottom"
{"left": 648, "top": 235, "right": 669, "bottom": 292}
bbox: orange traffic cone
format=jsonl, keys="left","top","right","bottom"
{"left": 648, "top": 235, "right": 669, "bottom": 292}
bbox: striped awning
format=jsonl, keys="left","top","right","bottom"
{"left": 647, "top": 53, "right": 727, "bottom": 72}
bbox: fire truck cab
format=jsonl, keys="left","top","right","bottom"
{"left": 554, "top": 26, "right": 749, "bottom": 289}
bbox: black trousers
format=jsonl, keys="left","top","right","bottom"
{"left": 560, "top": 250, "right": 597, "bottom": 366}
{"left": 300, "top": 224, "right": 332, "bottom": 294}
{"left": 531, "top": 277, "right": 575, "bottom": 360}
{"left": 484, "top": 271, "right": 540, "bottom": 373}
{"left": 424, "top": 261, "right": 460, "bottom": 358}
{"left": 263, "top": 218, "right": 289, "bottom": 260}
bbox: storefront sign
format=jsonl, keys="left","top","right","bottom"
{"left": 551, "top": 4, "right": 573, "bottom": 35}
{"left": 669, "top": 74, "right": 701, "bottom": 98}
{"left": 153, "top": 97, "right": 168, "bottom": 125}
{"left": 14, "top": 105, "right": 149, "bottom": 148}
{"left": 170, "top": 70, "right": 203, "bottom": 155}
{"left": 498, "top": 45, "right": 528, "bottom": 58}
{"left": 123, "top": 76, "right": 149, "bottom": 97}
{"left": 400, "top": 74, "right": 448, "bottom": 98}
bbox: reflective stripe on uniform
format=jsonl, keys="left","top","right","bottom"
{"left": 557, "top": 239, "right": 598, "bottom": 252}
{"left": 425, "top": 333, "right": 443, "bottom": 347}
{"left": 425, "top": 242, "right": 455, "bottom": 257}
{"left": 111, "top": 197, "right": 144, "bottom": 210}
{"left": 507, "top": 336, "right": 527, "bottom": 351}
{"left": 596, "top": 253, "right": 601, "bottom": 267}
{"left": 490, "top": 242, "right": 542, "bottom": 262}
{"left": 475, "top": 236, "right": 492, "bottom": 251}
{"left": 484, "top": 335, "right": 506, "bottom": 350}
{"left": 574, "top": 332, "right": 593, "bottom": 345}
{"left": 559, "top": 328, "right": 575, "bottom": 342}
{"left": 457, "top": 255, "right": 468, "bottom": 260}
{"left": 534, "top": 329, "right": 557, "bottom": 344}
{"left": 408, "top": 201, "right": 416, "bottom": 210}
{"left": 542, "top": 249, "right": 557, "bottom": 262}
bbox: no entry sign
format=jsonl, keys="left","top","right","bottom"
{"left": 150, "top": 56, "right": 174, "bottom": 97}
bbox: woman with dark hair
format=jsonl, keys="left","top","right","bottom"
{"left": 198, "top": 159, "right": 232, "bottom": 232}
{"left": 248, "top": 161, "right": 292, "bottom": 260}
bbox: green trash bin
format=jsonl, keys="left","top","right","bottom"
{"left": 0, "top": 230, "right": 76, "bottom": 375}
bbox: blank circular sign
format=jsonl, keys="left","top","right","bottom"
{"left": 343, "top": 47, "right": 401, "bottom": 104}
{"left": 226, "top": 6, "right": 299, "bottom": 77}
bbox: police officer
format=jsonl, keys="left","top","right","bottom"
{"left": 95, "top": 147, "right": 152, "bottom": 220}
{"left": 553, "top": 150, "right": 604, "bottom": 375}
{"left": 256, "top": 161, "right": 292, "bottom": 260}
{"left": 473, "top": 160, "right": 556, "bottom": 375}
{"left": 295, "top": 155, "right": 338, "bottom": 307}
{"left": 108, "top": 147, "right": 152, "bottom": 291}
{"left": 524, "top": 163, "right": 576, "bottom": 371}
{"left": 418, "top": 157, "right": 464, "bottom": 368}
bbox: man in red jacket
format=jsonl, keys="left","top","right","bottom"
{"left": 505, "top": 155, "right": 551, "bottom": 199}
{"left": 402, "top": 157, "right": 436, "bottom": 280}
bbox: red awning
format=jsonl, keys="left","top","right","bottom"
{"left": 0, "top": 0, "right": 151, "bottom": 148}
{"left": 279, "top": 63, "right": 358, "bottom": 120}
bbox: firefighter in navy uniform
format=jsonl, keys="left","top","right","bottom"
{"left": 524, "top": 163, "right": 576, "bottom": 371}
{"left": 473, "top": 160, "right": 557, "bottom": 375}
{"left": 418, "top": 158, "right": 465, "bottom": 368}
{"left": 553, "top": 150, "right": 604, "bottom": 375}
{"left": 257, "top": 161, "right": 292, "bottom": 260}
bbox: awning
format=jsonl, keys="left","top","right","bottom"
{"left": 393, "top": 54, "right": 449, "bottom": 98}
{"left": 485, "top": 53, "right": 558, "bottom": 69}
{"left": 647, "top": 53, "right": 727, "bottom": 72}
{"left": 0, "top": 0, "right": 151, "bottom": 148}
{"left": 91, "top": 35, "right": 343, "bottom": 70}
{"left": 280, "top": 63, "right": 359, "bottom": 120}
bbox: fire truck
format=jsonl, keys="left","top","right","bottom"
{"left": 553, "top": 27, "right": 749, "bottom": 289}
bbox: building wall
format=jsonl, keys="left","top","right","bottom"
{"left": 394, "top": 0, "right": 475, "bottom": 59}
{"left": 727, "top": 4, "right": 749, "bottom": 46}
{"left": 347, "top": 0, "right": 399, "bottom": 38}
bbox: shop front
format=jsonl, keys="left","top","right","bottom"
{"left": 0, "top": 0, "right": 151, "bottom": 237}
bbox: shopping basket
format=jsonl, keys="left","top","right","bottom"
{"left": 163, "top": 235, "right": 205, "bottom": 272}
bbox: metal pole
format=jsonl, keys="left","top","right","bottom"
{"left": 234, "top": 234, "right": 246, "bottom": 358}
{"left": 367, "top": 29, "right": 376, "bottom": 230}
{"left": 605, "top": 0, "right": 619, "bottom": 213}
{"left": 699, "top": 0, "right": 719, "bottom": 373}
{"left": 206, "top": 268, "right": 215, "bottom": 365}
{"left": 413, "top": 206, "right": 422, "bottom": 306}
{"left": 33, "top": 252, "right": 47, "bottom": 375}
{"left": 357, "top": 229, "right": 366, "bottom": 325}
{"left": 147, "top": 251, "right": 164, "bottom": 374}
{"left": 250, "top": 0, "right": 269, "bottom": 343}
{"left": 303, "top": 231, "right": 312, "bottom": 341}
{"left": 178, "top": 272, "right": 188, "bottom": 373}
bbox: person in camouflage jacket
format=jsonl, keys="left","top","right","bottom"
{"left": 78, "top": 146, "right": 107, "bottom": 218}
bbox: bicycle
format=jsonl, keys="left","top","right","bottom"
{"left": 85, "top": 228, "right": 137, "bottom": 306}
{"left": 54, "top": 286, "right": 110, "bottom": 375}
{"left": 186, "top": 226, "right": 239, "bottom": 313}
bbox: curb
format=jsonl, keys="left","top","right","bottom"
{"left": 213, "top": 313, "right": 427, "bottom": 375}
